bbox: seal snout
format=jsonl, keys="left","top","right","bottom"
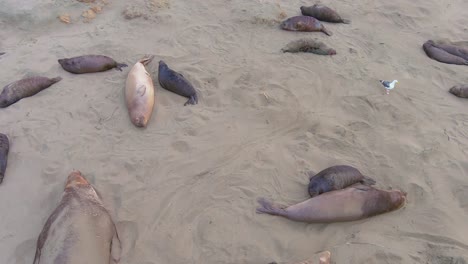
{"left": 131, "top": 115, "right": 147, "bottom": 128}
{"left": 66, "top": 170, "right": 89, "bottom": 188}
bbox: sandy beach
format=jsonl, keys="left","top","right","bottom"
{"left": 1, "top": 0, "right": 468, "bottom": 263}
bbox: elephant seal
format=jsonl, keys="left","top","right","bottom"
{"left": 0, "top": 133, "right": 9, "bottom": 184}
{"left": 422, "top": 40, "right": 468, "bottom": 65}
{"left": 0, "top": 52, "right": 5, "bottom": 56}
{"left": 281, "top": 38, "right": 336, "bottom": 55}
{"left": 429, "top": 41, "right": 468, "bottom": 60}
{"left": 256, "top": 184, "right": 406, "bottom": 223}
{"left": 301, "top": 4, "right": 350, "bottom": 24}
{"left": 58, "top": 55, "right": 128, "bottom": 74}
{"left": 449, "top": 85, "right": 468, "bottom": 98}
{"left": 307, "top": 165, "right": 376, "bottom": 197}
{"left": 33, "top": 170, "right": 121, "bottom": 264}
{"left": 0, "top": 76, "right": 62, "bottom": 108}
{"left": 280, "top": 16, "right": 332, "bottom": 36}
{"left": 125, "top": 55, "right": 155, "bottom": 127}
{"left": 158, "top": 60, "right": 198, "bottom": 106}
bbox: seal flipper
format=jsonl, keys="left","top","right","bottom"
{"left": 322, "top": 27, "right": 332, "bottom": 36}
{"left": 115, "top": 63, "right": 128, "bottom": 71}
{"left": 110, "top": 224, "right": 122, "bottom": 264}
{"left": 361, "top": 175, "right": 376, "bottom": 186}
{"left": 184, "top": 94, "right": 198, "bottom": 106}
{"left": 256, "top": 197, "right": 288, "bottom": 217}
{"left": 341, "top": 19, "right": 351, "bottom": 24}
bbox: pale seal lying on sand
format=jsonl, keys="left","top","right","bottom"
{"left": 158, "top": 60, "right": 198, "bottom": 106}
{"left": 0, "top": 133, "right": 9, "bottom": 184}
{"left": 307, "top": 165, "right": 376, "bottom": 197}
{"left": 423, "top": 40, "right": 468, "bottom": 65}
{"left": 33, "top": 171, "right": 121, "bottom": 264}
{"left": 125, "top": 56, "right": 155, "bottom": 127}
{"left": 0, "top": 76, "right": 62, "bottom": 108}
{"left": 281, "top": 38, "right": 336, "bottom": 55}
{"left": 58, "top": 55, "right": 128, "bottom": 74}
{"left": 301, "top": 4, "right": 350, "bottom": 24}
{"left": 449, "top": 85, "right": 468, "bottom": 98}
{"left": 256, "top": 184, "right": 406, "bottom": 223}
{"left": 280, "top": 16, "right": 332, "bottom": 36}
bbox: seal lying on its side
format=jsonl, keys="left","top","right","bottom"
{"left": 0, "top": 133, "right": 9, "bottom": 184}
{"left": 33, "top": 171, "right": 121, "bottom": 264}
{"left": 449, "top": 85, "right": 468, "bottom": 98}
{"left": 300, "top": 4, "right": 350, "bottom": 24}
{"left": 422, "top": 40, "right": 468, "bottom": 65}
{"left": 307, "top": 165, "right": 376, "bottom": 197}
{"left": 281, "top": 38, "right": 336, "bottom": 55}
{"left": 58, "top": 55, "right": 128, "bottom": 74}
{"left": 280, "top": 16, "right": 332, "bottom": 36}
{"left": 0, "top": 76, "right": 62, "bottom": 108}
{"left": 429, "top": 41, "right": 468, "bottom": 60}
{"left": 256, "top": 184, "right": 406, "bottom": 223}
{"left": 158, "top": 60, "right": 198, "bottom": 106}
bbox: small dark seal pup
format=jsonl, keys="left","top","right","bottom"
{"left": 256, "top": 184, "right": 406, "bottom": 223}
{"left": 0, "top": 76, "right": 62, "bottom": 108}
{"left": 0, "top": 133, "right": 9, "bottom": 184}
{"left": 449, "top": 85, "right": 468, "bottom": 98}
{"left": 58, "top": 55, "right": 128, "bottom": 74}
{"left": 280, "top": 16, "right": 332, "bottom": 36}
{"left": 307, "top": 165, "right": 376, "bottom": 197}
{"left": 158, "top": 60, "right": 198, "bottom": 106}
{"left": 33, "top": 171, "right": 121, "bottom": 264}
{"left": 422, "top": 40, "right": 468, "bottom": 65}
{"left": 300, "top": 4, "right": 350, "bottom": 24}
{"left": 281, "top": 38, "right": 336, "bottom": 55}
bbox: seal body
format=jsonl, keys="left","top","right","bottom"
{"left": 33, "top": 171, "right": 121, "bottom": 264}
{"left": 0, "top": 133, "right": 9, "bottom": 184}
{"left": 280, "top": 16, "right": 332, "bottom": 36}
{"left": 300, "top": 4, "right": 350, "bottom": 24}
{"left": 125, "top": 56, "right": 155, "bottom": 127}
{"left": 307, "top": 165, "right": 376, "bottom": 197}
{"left": 449, "top": 85, "right": 468, "bottom": 98}
{"left": 429, "top": 41, "right": 468, "bottom": 60}
{"left": 256, "top": 184, "right": 406, "bottom": 223}
{"left": 281, "top": 38, "right": 336, "bottom": 55}
{"left": 58, "top": 55, "right": 128, "bottom": 74}
{"left": 158, "top": 61, "right": 198, "bottom": 106}
{"left": 0, "top": 76, "right": 62, "bottom": 108}
{"left": 423, "top": 40, "right": 468, "bottom": 65}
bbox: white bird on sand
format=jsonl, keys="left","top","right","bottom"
{"left": 379, "top": 79, "right": 398, "bottom": 95}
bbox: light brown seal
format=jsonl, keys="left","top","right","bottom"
{"left": 300, "top": 4, "right": 350, "bottom": 24}
{"left": 125, "top": 55, "right": 155, "bottom": 127}
{"left": 281, "top": 38, "right": 336, "bottom": 55}
{"left": 307, "top": 165, "right": 376, "bottom": 197}
{"left": 58, "top": 55, "right": 128, "bottom": 74}
{"left": 423, "top": 40, "right": 468, "bottom": 65}
{"left": 33, "top": 171, "right": 121, "bottom": 264}
{"left": 449, "top": 85, "right": 468, "bottom": 98}
{"left": 0, "top": 133, "right": 9, "bottom": 184}
{"left": 256, "top": 184, "right": 406, "bottom": 223}
{"left": 0, "top": 76, "right": 62, "bottom": 108}
{"left": 280, "top": 16, "right": 332, "bottom": 36}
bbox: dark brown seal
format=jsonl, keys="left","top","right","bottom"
{"left": 33, "top": 170, "right": 121, "bottom": 264}
{"left": 301, "top": 4, "right": 350, "bottom": 24}
{"left": 0, "top": 52, "right": 5, "bottom": 56}
{"left": 429, "top": 41, "right": 468, "bottom": 60}
{"left": 0, "top": 133, "right": 9, "bottom": 184}
{"left": 158, "top": 60, "right": 198, "bottom": 106}
{"left": 256, "top": 184, "right": 406, "bottom": 223}
{"left": 281, "top": 38, "right": 336, "bottom": 55}
{"left": 423, "top": 40, "right": 468, "bottom": 65}
{"left": 449, "top": 85, "right": 468, "bottom": 98}
{"left": 0, "top": 76, "right": 62, "bottom": 108}
{"left": 307, "top": 165, "right": 376, "bottom": 197}
{"left": 58, "top": 55, "right": 128, "bottom": 74}
{"left": 280, "top": 16, "right": 332, "bottom": 36}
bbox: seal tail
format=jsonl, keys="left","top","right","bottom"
{"left": 361, "top": 175, "right": 376, "bottom": 186}
{"left": 139, "top": 55, "right": 155, "bottom": 66}
{"left": 184, "top": 94, "right": 198, "bottom": 106}
{"left": 50, "top": 76, "right": 63, "bottom": 84}
{"left": 341, "top": 19, "right": 351, "bottom": 24}
{"left": 256, "top": 197, "right": 288, "bottom": 217}
{"left": 322, "top": 27, "right": 333, "bottom": 36}
{"left": 115, "top": 63, "right": 128, "bottom": 71}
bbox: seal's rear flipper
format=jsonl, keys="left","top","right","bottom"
{"left": 341, "top": 19, "right": 351, "bottom": 24}
{"left": 256, "top": 197, "right": 288, "bottom": 217}
{"left": 361, "top": 176, "right": 376, "bottom": 186}
{"left": 116, "top": 63, "right": 128, "bottom": 71}
{"left": 184, "top": 94, "right": 198, "bottom": 106}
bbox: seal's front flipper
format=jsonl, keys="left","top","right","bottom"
{"left": 110, "top": 225, "right": 122, "bottom": 264}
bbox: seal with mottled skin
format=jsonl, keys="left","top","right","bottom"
{"left": 281, "top": 38, "right": 336, "bottom": 55}
{"left": 125, "top": 55, "right": 155, "bottom": 127}
{"left": 33, "top": 171, "right": 121, "bottom": 264}
{"left": 449, "top": 85, "right": 468, "bottom": 98}
{"left": 0, "top": 76, "right": 62, "bottom": 108}
{"left": 428, "top": 41, "right": 468, "bottom": 60}
{"left": 307, "top": 165, "right": 376, "bottom": 197}
{"left": 301, "top": 4, "right": 350, "bottom": 24}
{"left": 158, "top": 60, "right": 198, "bottom": 106}
{"left": 423, "top": 40, "right": 468, "bottom": 65}
{"left": 58, "top": 55, "right": 128, "bottom": 74}
{"left": 256, "top": 184, "right": 406, "bottom": 223}
{"left": 0, "top": 133, "right": 9, "bottom": 184}
{"left": 280, "top": 16, "right": 332, "bottom": 36}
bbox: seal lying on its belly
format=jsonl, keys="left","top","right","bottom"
{"left": 158, "top": 60, "right": 198, "bottom": 106}
{"left": 256, "top": 184, "right": 406, "bottom": 223}
{"left": 300, "top": 4, "right": 350, "bottom": 24}
{"left": 423, "top": 40, "right": 468, "bottom": 65}
{"left": 449, "top": 85, "right": 468, "bottom": 98}
{"left": 58, "top": 55, "right": 128, "bottom": 74}
{"left": 0, "top": 76, "right": 62, "bottom": 108}
{"left": 33, "top": 171, "right": 121, "bottom": 264}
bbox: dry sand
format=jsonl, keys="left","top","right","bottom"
{"left": 1, "top": 0, "right": 468, "bottom": 263}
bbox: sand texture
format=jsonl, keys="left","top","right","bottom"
{"left": 1, "top": 0, "right": 468, "bottom": 263}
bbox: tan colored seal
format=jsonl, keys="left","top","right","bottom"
{"left": 33, "top": 171, "right": 121, "bottom": 264}
{"left": 301, "top": 4, "right": 350, "bottom": 24}
{"left": 0, "top": 76, "right": 62, "bottom": 108}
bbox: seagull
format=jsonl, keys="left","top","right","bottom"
{"left": 379, "top": 79, "right": 398, "bottom": 95}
